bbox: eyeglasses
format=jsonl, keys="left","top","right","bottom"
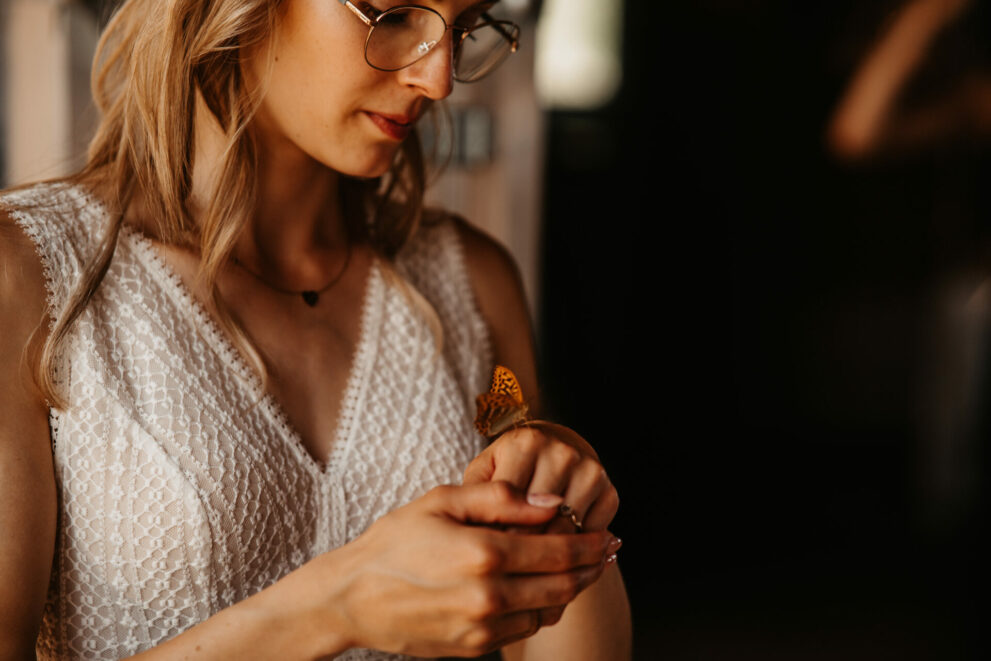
{"left": 338, "top": 1, "right": 521, "bottom": 83}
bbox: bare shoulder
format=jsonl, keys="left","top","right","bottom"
{"left": 448, "top": 216, "right": 540, "bottom": 409}
{"left": 448, "top": 216, "right": 526, "bottom": 312}
{"left": 0, "top": 201, "right": 50, "bottom": 414}
{"left": 0, "top": 205, "right": 57, "bottom": 656}
{"left": 0, "top": 203, "right": 50, "bottom": 348}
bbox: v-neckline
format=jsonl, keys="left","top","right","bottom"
{"left": 118, "top": 219, "right": 382, "bottom": 479}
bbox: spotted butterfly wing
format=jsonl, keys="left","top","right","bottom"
{"left": 474, "top": 365, "right": 529, "bottom": 438}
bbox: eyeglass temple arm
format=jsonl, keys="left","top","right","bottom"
{"left": 339, "top": 2, "right": 518, "bottom": 52}
{"left": 340, "top": 0, "right": 374, "bottom": 26}
{"left": 479, "top": 13, "right": 520, "bottom": 51}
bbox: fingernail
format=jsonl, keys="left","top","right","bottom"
{"left": 606, "top": 536, "right": 623, "bottom": 554}
{"left": 527, "top": 493, "right": 564, "bottom": 508}
{"left": 605, "top": 553, "right": 618, "bottom": 564}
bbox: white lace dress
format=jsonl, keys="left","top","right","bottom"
{"left": 3, "top": 183, "right": 493, "bottom": 660}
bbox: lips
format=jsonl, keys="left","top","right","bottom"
{"left": 364, "top": 111, "right": 414, "bottom": 141}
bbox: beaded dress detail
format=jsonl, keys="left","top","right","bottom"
{"left": 3, "top": 183, "right": 493, "bottom": 660}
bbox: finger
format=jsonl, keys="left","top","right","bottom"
{"left": 487, "top": 530, "right": 613, "bottom": 573}
{"left": 488, "top": 438, "right": 539, "bottom": 490}
{"left": 543, "top": 500, "right": 583, "bottom": 536}
{"left": 537, "top": 605, "right": 566, "bottom": 628}
{"left": 497, "top": 560, "right": 607, "bottom": 612}
{"left": 525, "top": 441, "right": 582, "bottom": 497}
{"left": 525, "top": 420, "right": 601, "bottom": 462}
{"left": 462, "top": 446, "right": 496, "bottom": 485}
{"left": 544, "top": 459, "right": 610, "bottom": 535}
{"left": 579, "top": 480, "right": 620, "bottom": 533}
{"left": 478, "top": 562, "right": 604, "bottom": 651}
{"left": 543, "top": 510, "right": 581, "bottom": 536}
{"left": 484, "top": 609, "right": 543, "bottom": 650}
{"left": 432, "top": 481, "right": 562, "bottom": 527}
{"left": 493, "top": 606, "right": 563, "bottom": 647}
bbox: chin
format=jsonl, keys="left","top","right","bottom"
{"left": 335, "top": 148, "right": 401, "bottom": 180}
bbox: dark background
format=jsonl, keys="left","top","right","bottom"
{"left": 541, "top": 1, "right": 985, "bottom": 658}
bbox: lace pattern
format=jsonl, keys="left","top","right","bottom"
{"left": 3, "top": 183, "right": 493, "bottom": 660}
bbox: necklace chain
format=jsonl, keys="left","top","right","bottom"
{"left": 231, "top": 243, "right": 353, "bottom": 307}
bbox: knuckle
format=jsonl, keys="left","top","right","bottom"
{"left": 532, "top": 426, "right": 553, "bottom": 444}
{"left": 514, "top": 427, "right": 544, "bottom": 453}
{"left": 467, "top": 582, "right": 505, "bottom": 619}
{"left": 468, "top": 541, "right": 504, "bottom": 575}
{"left": 460, "top": 624, "right": 497, "bottom": 655}
{"left": 551, "top": 442, "right": 582, "bottom": 467}
{"left": 576, "top": 457, "right": 604, "bottom": 481}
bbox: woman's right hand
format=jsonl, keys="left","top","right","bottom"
{"left": 316, "top": 481, "right": 620, "bottom": 658}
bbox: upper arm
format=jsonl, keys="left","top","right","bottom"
{"left": 0, "top": 207, "right": 58, "bottom": 659}
{"left": 451, "top": 218, "right": 541, "bottom": 413}
{"left": 454, "top": 220, "right": 633, "bottom": 661}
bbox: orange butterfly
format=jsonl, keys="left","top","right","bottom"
{"left": 474, "top": 365, "right": 530, "bottom": 439}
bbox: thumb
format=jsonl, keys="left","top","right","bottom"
{"left": 433, "top": 481, "right": 563, "bottom": 527}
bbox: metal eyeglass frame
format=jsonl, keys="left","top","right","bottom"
{"left": 337, "top": 0, "right": 520, "bottom": 81}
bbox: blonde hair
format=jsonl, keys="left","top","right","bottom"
{"left": 31, "top": 0, "right": 430, "bottom": 408}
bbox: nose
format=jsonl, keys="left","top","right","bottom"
{"left": 398, "top": 31, "right": 455, "bottom": 100}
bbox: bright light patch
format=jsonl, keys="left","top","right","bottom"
{"left": 535, "top": 0, "right": 623, "bottom": 110}
{"left": 501, "top": 0, "right": 532, "bottom": 12}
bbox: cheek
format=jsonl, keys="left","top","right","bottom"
{"left": 263, "top": 3, "right": 374, "bottom": 117}
{"left": 258, "top": 51, "right": 367, "bottom": 148}
{"left": 245, "top": 2, "right": 403, "bottom": 176}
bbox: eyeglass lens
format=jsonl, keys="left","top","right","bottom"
{"left": 365, "top": 7, "right": 518, "bottom": 82}
{"left": 455, "top": 21, "right": 519, "bottom": 82}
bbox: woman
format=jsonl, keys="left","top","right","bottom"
{"left": 0, "top": 0, "right": 631, "bottom": 659}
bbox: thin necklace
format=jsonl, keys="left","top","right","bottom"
{"left": 232, "top": 242, "right": 353, "bottom": 307}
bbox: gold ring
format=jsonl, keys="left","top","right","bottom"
{"left": 558, "top": 504, "right": 583, "bottom": 532}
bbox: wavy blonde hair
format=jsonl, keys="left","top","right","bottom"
{"left": 28, "top": 0, "right": 431, "bottom": 408}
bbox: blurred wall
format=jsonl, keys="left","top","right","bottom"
{"left": 1, "top": 0, "right": 98, "bottom": 185}
{"left": 426, "top": 17, "right": 544, "bottom": 319}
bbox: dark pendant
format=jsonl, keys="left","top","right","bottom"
{"left": 302, "top": 291, "right": 319, "bottom": 307}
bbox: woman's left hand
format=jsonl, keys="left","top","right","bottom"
{"left": 462, "top": 422, "right": 619, "bottom": 536}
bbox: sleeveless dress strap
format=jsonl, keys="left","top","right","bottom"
{"left": 1, "top": 182, "right": 109, "bottom": 322}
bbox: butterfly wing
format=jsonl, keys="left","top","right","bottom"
{"left": 475, "top": 392, "right": 529, "bottom": 437}
{"left": 474, "top": 365, "right": 529, "bottom": 438}
{"left": 490, "top": 365, "right": 525, "bottom": 405}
